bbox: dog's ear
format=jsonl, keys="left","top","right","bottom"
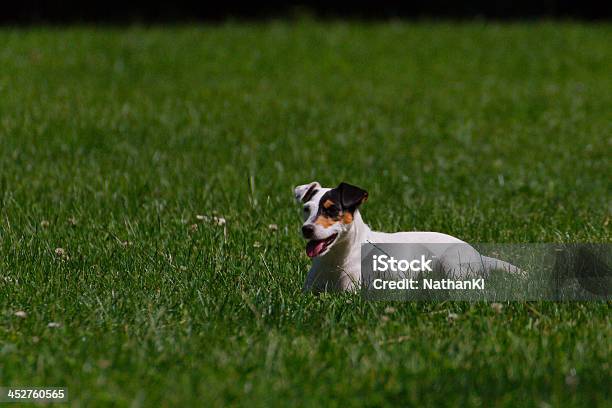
{"left": 337, "top": 182, "right": 368, "bottom": 210}
{"left": 294, "top": 181, "right": 321, "bottom": 203}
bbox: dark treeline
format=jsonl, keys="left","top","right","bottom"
{"left": 3, "top": 0, "right": 610, "bottom": 24}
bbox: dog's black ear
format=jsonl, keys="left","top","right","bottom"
{"left": 337, "top": 182, "right": 368, "bottom": 210}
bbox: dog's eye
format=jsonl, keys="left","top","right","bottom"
{"left": 325, "top": 206, "right": 340, "bottom": 217}
{"left": 303, "top": 206, "right": 309, "bottom": 213}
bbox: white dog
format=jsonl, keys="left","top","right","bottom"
{"left": 295, "top": 181, "right": 520, "bottom": 293}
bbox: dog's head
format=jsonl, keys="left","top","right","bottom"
{"left": 294, "top": 181, "right": 368, "bottom": 258}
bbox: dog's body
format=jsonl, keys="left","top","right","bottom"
{"left": 295, "top": 181, "right": 520, "bottom": 292}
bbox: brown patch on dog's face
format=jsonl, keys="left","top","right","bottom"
{"left": 342, "top": 212, "right": 353, "bottom": 224}
{"left": 323, "top": 199, "right": 334, "bottom": 209}
{"left": 314, "top": 215, "right": 339, "bottom": 228}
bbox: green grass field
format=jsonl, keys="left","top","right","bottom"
{"left": 0, "top": 22, "right": 610, "bottom": 407}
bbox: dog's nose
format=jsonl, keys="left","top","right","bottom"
{"left": 302, "top": 225, "right": 315, "bottom": 239}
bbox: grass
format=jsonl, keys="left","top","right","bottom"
{"left": 0, "top": 21, "right": 610, "bottom": 407}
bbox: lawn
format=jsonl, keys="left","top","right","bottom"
{"left": 0, "top": 22, "right": 610, "bottom": 407}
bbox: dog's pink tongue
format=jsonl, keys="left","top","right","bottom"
{"left": 306, "top": 240, "right": 325, "bottom": 258}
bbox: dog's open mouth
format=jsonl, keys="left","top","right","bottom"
{"left": 306, "top": 234, "right": 338, "bottom": 258}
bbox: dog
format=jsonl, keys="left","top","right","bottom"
{"left": 295, "top": 181, "right": 521, "bottom": 292}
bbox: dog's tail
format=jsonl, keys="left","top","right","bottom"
{"left": 480, "top": 256, "right": 524, "bottom": 276}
